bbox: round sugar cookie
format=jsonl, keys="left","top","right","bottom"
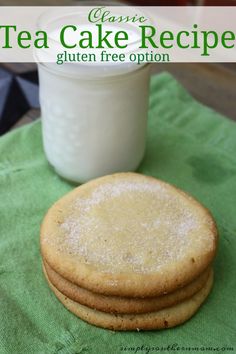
{"left": 44, "top": 268, "right": 214, "bottom": 331}
{"left": 40, "top": 173, "right": 217, "bottom": 297}
{"left": 43, "top": 260, "right": 211, "bottom": 314}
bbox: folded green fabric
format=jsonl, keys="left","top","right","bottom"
{"left": 0, "top": 73, "right": 235, "bottom": 354}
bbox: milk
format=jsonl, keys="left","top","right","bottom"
{"left": 37, "top": 11, "right": 151, "bottom": 183}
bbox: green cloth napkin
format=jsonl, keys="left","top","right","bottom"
{"left": 0, "top": 73, "right": 236, "bottom": 354}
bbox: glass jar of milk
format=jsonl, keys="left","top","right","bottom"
{"left": 37, "top": 8, "right": 151, "bottom": 183}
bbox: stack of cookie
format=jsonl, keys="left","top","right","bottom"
{"left": 41, "top": 173, "right": 217, "bottom": 331}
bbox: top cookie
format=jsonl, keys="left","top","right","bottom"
{"left": 40, "top": 173, "right": 217, "bottom": 297}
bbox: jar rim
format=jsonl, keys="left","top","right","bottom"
{"left": 38, "top": 61, "right": 151, "bottom": 81}
{"left": 35, "top": 4, "right": 152, "bottom": 76}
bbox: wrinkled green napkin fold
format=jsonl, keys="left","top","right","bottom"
{"left": 0, "top": 73, "right": 236, "bottom": 354}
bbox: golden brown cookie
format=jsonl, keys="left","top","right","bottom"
{"left": 41, "top": 173, "right": 217, "bottom": 297}
{"left": 44, "top": 268, "right": 214, "bottom": 331}
{"left": 43, "top": 260, "right": 211, "bottom": 314}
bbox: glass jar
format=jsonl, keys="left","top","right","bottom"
{"left": 37, "top": 6, "right": 151, "bottom": 183}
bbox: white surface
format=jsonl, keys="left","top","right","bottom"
{"left": 39, "top": 63, "right": 151, "bottom": 182}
